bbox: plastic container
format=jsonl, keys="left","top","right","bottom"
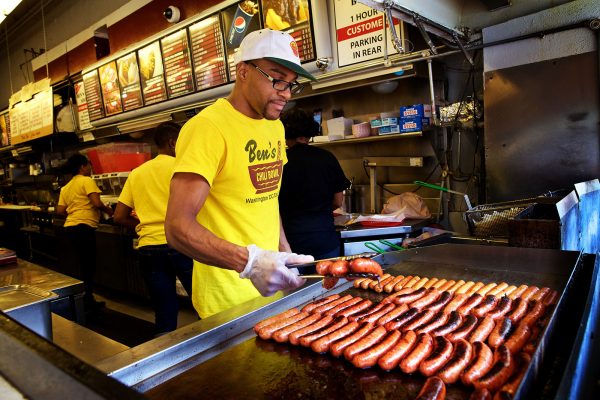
{"left": 82, "top": 143, "right": 151, "bottom": 173}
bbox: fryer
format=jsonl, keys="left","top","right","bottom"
{"left": 97, "top": 244, "right": 592, "bottom": 399}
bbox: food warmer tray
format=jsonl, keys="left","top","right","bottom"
{"left": 98, "top": 244, "right": 590, "bottom": 399}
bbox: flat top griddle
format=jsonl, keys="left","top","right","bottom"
{"left": 143, "top": 245, "right": 583, "bottom": 400}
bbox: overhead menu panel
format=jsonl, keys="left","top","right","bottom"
{"left": 9, "top": 87, "right": 53, "bottom": 145}
{"left": 74, "top": 80, "right": 93, "bottom": 130}
{"left": 0, "top": 112, "right": 10, "bottom": 147}
{"left": 161, "top": 29, "right": 195, "bottom": 98}
{"left": 138, "top": 41, "right": 167, "bottom": 105}
{"left": 82, "top": 70, "right": 105, "bottom": 121}
{"left": 189, "top": 15, "right": 228, "bottom": 90}
{"left": 222, "top": 1, "right": 261, "bottom": 81}
{"left": 117, "top": 52, "right": 143, "bottom": 111}
{"left": 99, "top": 61, "right": 123, "bottom": 116}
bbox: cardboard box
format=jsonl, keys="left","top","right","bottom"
{"left": 326, "top": 117, "right": 353, "bottom": 136}
{"left": 370, "top": 117, "right": 398, "bottom": 128}
{"left": 400, "top": 104, "right": 432, "bottom": 119}
{"left": 399, "top": 117, "right": 429, "bottom": 133}
{"left": 379, "top": 124, "right": 400, "bottom": 134}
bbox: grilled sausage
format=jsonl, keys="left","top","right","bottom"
{"left": 329, "top": 259, "right": 349, "bottom": 276}
{"left": 457, "top": 294, "right": 484, "bottom": 316}
{"left": 445, "top": 314, "right": 478, "bottom": 342}
{"left": 506, "top": 297, "right": 528, "bottom": 323}
{"left": 487, "top": 296, "right": 513, "bottom": 320}
{"left": 322, "top": 277, "right": 339, "bottom": 290}
{"left": 335, "top": 298, "right": 373, "bottom": 318}
{"left": 470, "top": 388, "right": 492, "bottom": 400}
{"left": 351, "top": 329, "right": 402, "bottom": 368}
{"left": 419, "top": 335, "right": 454, "bottom": 376}
{"left": 368, "top": 273, "right": 390, "bottom": 289}
{"left": 349, "top": 302, "right": 386, "bottom": 322}
{"left": 456, "top": 281, "right": 476, "bottom": 295}
{"left": 325, "top": 297, "right": 363, "bottom": 316}
{"left": 378, "top": 330, "right": 417, "bottom": 370}
{"left": 520, "top": 300, "right": 545, "bottom": 327}
{"left": 383, "top": 307, "right": 419, "bottom": 331}
{"left": 310, "top": 319, "right": 358, "bottom": 353}
{"left": 473, "top": 295, "right": 499, "bottom": 318}
{"left": 503, "top": 285, "right": 518, "bottom": 297}
{"left": 403, "top": 275, "right": 422, "bottom": 289}
{"left": 488, "top": 282, "right": 509, "bottom": 297}
{"left": 423, "top": 277, "right": 440, "bottom": 289}
{"left": 416, "top": 311, "right": 449, "bottom": 334}
{"left": 430, "top": 311, "right": 462, "bottom": 336}
{"left": 330, "top": 322, "right": 375, "bottom": 357}
{"left": 289, "top": 315, "right": 334, "bottom": 345}
{"left": 360, "top": 276, "right": 374, "bottom": 289}
{"left": 410, "top": 288, "right": 442, "bottom": 310}
{"left": 473, "top": 345, "right": 515, "bottom": 392}
{"left": 412, "top": 277, "right": 431, "bottom": 290}
{"left": 393, "top": 287, "right": 428, "bottom": 305}
{"left": 468, "top": 316, "right": 495, "bottom": 343}
{"left": 443, "top": 293, "right": 469, "bottom": 313}
{"left": 487, "top": 317, "right": 513, "bottom": 349}
{"left": 312, "top": 294, "right": 354, "bottom": 315}
{"left": 402, "top": 309, "right": 437, "bottom": 332}
{"left": 447, "top": 279, "right": 466, "bottom": 293}
{"left": 315, "top": 260, "right": 332, "bottom": 275}
{"left": 272, "top": 313, "right": 323, "bottom": 343}
{"left": 508, "top": 284, "right": 528, "bottom": 300}
{"left": 392, "top": 275, "right": 414, "bottom": 291}
{"left": 298, "top": 316, "right": 348, "bottom": 347}
{"left": 376, "top": 303, "right": 409, "bottom": 327}
{"left": 257, "top": 311, "right": 309, "bottom": 340}
{"left": 496, "top": 352, "right": 531, "bottom": 396}
{"left": 383, "top": 275, "right": 405, "bottom": 292}
{"left": 522, "top": 324, "right": 541, "bottom": 355}
{"left": 520, "top": 286, "right": 539, "bottom": 302}
{"left": 504, "top": 321, "right": 532, "bottom": 354}
{"left": 349, "top": 258, "right": 384, "bottom": 276}
{"left": 427, "top": 291, "right": 453, "bottom": 312}
{"left": 543, "top": 289, "right": 559, "bottom": 306}
{"left": 399, "top": 332, "right": 434, "bottom": 374}
{"left": 466, "top": 282, "right": 485, "bottom": 296}
{"left": 382, "top": 287, "right": 416, "bottom": 304}
{"left": 302, "top": 294, "right": 340, "bottom": 314}
{"left": 357, "top": 303, "right": 397, "bottom": 324}
{"left": 415, "top": 376, "right": 446, "bottom": 400}
{"left": 476, "top": 282, "right": 498, "bottom": 296}
{"left": 372, "top": 274, "right": 394, "bottom": 292}
{"left": 437, "top": 338, "right": 473, "bottom": 384}
{"left": 343, "top": 325, "right": 388, "bottom": 361}
{"left": 432, "top": 278, "right": 448, "bottom": 289}
{"left": 462, "top": 341, "right": 494, "bottom": 386}
{"left": 353, "top": 277, "right": 368, "bottom": 288}
{"left": 531, "top": 286, "right": 550, "bottom": 302}
{"left": 254, "top": 308, "right": 300, "bottom": 334}
{"left": 437, "top": 279, "right": 456, "bottom": 292}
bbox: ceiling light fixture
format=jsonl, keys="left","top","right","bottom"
{"left": 0, "top": 0, "right": 23, "bottom": 25}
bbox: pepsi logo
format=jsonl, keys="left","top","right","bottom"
{"left": 234, "top": 16, "right": 246, "bottom": 33}
{"left": 290, "top": 41, "right": 299, "bottom": 58}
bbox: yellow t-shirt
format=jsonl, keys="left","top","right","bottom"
{"left": 118, "top": 154, "right": 174, "bottom": 247}
{"left": 58, "top": 175, "right": 102, "bottom": 228}
{"left": 174, "top": 98, "right": 287, "bottom": 318}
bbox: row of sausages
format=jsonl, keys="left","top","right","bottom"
{"left": 254, "top": 283, "right": 557, "bottom": 399}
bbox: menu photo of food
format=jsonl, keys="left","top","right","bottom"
{"left": 262, "top": 0, "right": 310, "bottom": 30}
{"left": 0, "top": 113, "right": 9, "bottom": 147}
{"left": 138, "top": 41, "right": 167, "bottom": 105}
{"left": 99, "top": 61, "right": 123, "bottom": 115}
{"left": 117, "top": 52, "right": 143, "bottom": 111}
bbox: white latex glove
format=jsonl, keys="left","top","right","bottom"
{"left": 240, "top": 244, "right": 313, "bottom": 296}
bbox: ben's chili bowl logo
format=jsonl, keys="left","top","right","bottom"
{"left": 245, "top": 139, "right": 283, "bottom": 194}
{"left": 290, "top": 41, "right": 299, "bottom": 58}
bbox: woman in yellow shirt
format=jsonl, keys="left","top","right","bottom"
{"left": 57, "top": 154, "right": 113, "bottom": 313}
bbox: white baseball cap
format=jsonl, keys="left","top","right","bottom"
{"left": 234, "top": 29, "right": 316, "bottom": 81}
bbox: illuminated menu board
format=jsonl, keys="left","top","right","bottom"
{"left": 117, "top": 52, "right": 143, "bottom": 111}
{"left": 222, "top": 1, "right": 261, "bottom": 81}
{"left": 99, "top": 61, "right": 123, "bottom": 116}
{"left": 161, "top": 29, "right": 195, "bottom": 98}
{"left": 261, "top": 0, "right": 315, "bottom": 62}
{"left": 189, "top": 16, "right": 228, "bottom": 90}
{"left": 138, "top": 41, "right": 167, "bottom": 105}
{"left": 82, "top": 70, "right": 105, "bottom": 121}
{"left": 74, "top": 81, "right": 92, "bottom": 130}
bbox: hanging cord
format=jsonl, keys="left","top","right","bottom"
{"left": 5, "top": 23, "right": 13, "bottom": 94}
{"left": 41, "top": 0, "right": 49, "bottom": 78}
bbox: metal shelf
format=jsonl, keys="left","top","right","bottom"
{"left": 311, "top": 131, "right": 424, "bottom": 147}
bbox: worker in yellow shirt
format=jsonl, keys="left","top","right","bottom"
{"left": 57, "top": 154, "right": 113, "bottom": 313}
{"left": 165, "top": 29, "right": 317, "bottom": 318}
{"left": 114, "top": 122, "right": 193, "bottom": 335}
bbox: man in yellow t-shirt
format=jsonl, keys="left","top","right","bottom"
{"left": 57, "top": 154, "right": 114, "bottom": 312}
{"left": 166, "top": 29, "right": 317, "bottom": 319}
{"left": 114, "top": 122, "right": 193, "bottom": 335}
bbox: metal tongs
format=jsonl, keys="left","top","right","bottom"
{"left": 288, "top": 252, "right": 380, "bottom": 279}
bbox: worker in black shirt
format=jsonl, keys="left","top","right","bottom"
{"left": 279, "top": 108, "right": 351, "bottom": 260}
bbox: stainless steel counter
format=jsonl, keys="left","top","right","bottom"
{"left": 0, "top": 259, "right": 85, "bottom": 322}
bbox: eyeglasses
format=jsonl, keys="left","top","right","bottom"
{"left": 247, "top": 62, "right": 303, "bottom": 94}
